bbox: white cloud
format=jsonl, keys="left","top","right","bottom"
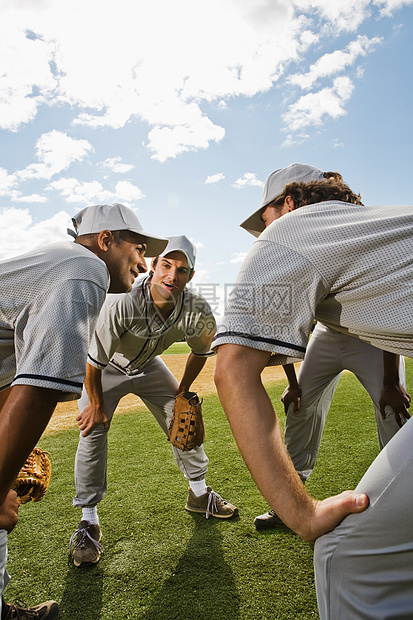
{"left": 0, "top": 168, "right": 46, "bottom": 202}
{"left": 205, "top": 173, "right": 225, "bottom": 184}
{"left": 283, "top": 75, "right": 354, "bottom": 134}
{"left": 49, "top": 177, "right": 145, "bottom": 205}
{"left": 113, "top": 180, "right": 145, "bottom": 202}
{"left": 293, "top": 0, "right": 372, "bottom": 31}
{"left": 232, "top": 173, "right": 264, "bottom": 189}
{"left": 0, "top": 23, "right": 57, "bottom": 131}
{"left": 0, "top": 207, "right": 70, "bottom": 260}
{"left": 289, "top": 35, "right": 382, "bottom": 90}
{"left": 17, "top": 131, "right": 93, "bottom": 181}
{"left": 230, "top": 252, "right": 248, "bottom": 263}
{"left": 189, "top": 238, "right": 204, "bottom": 249}
{"left": 9, "top": 191, "right": 47, "bottom": 203}
{"left": 0, "top": 168, "right": 18, "bottom": 195}
{"left": 145, "top": 117, "right": 225, "bottom": 162}
{"left": 0, "top": 0, "right": 332, "bottom": 160}
{"left": 373, "top": 0, "right": 413, "bottom": 16}
{"left": 0, "top": 0, "right": 410, "bottom": 159}
{"left": 99, "top": 157, "right": 134, "bottom": 173}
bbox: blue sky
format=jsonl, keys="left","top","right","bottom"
{"left": 1, "top": 0, "right": 412, "bottom": 317}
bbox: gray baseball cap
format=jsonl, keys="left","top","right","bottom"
{"left": 72, "top": 203, "right": 168, "bottom": 257}
{"left": 240, "top": 163, "right": 325, "bottom": 237}
{"left": 160, "top": 235, "right": 196, "bottom": 269}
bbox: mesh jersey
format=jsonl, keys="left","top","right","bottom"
{"left": 0, "top": 241, "right": 109, "bottom": 399}
{"left": 87, "top": 275, "right": 216, "bottom": 373}
{"left": 213, "top": 202, "right": 413, "bottom": 364}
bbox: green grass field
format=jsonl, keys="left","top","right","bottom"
{"left": 162, "top": 341, "right": 191, "bottom": 355}
{"left": 5, "top": 359, "right": 412, "bottom": 619}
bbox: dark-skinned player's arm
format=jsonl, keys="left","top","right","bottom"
{"left": 379, "top": 351, "right": 411, "bottom": 427}
{"left": 0, "top": 385, "right": 59, "bottom": 507}
{"left": 281, "top": 363, "right": 301, "bottom": 414}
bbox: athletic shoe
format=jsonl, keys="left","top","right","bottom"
{"left": 1, "top": 598, "right": 59, "bottom": 619}
{"left": 185, "top": 487, "right": 238, "bottom": 519}
{"left": 69, "top": 520, "right": 103, "bottom": 567}
{"left": 254, "top": 509, "right": 285, "bottom": 530}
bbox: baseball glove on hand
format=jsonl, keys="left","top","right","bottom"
{"left": 11, "top": 447, "right": 52, "bottom": 505}
{"left": 168, "top": 392, "right": 205, "bottom": 451}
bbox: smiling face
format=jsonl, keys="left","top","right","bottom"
{"left": 104, "top": 231, "right": 148, "bottom": 293}
{"left": 150, "top": 251, "right": 193, "bottom": 305}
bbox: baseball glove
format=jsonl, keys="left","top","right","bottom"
{"left": 168, "top": 391, "right": 205, "bottom": 451}
{"left": 11, "top": 447, "right": 52, "bottom": 505}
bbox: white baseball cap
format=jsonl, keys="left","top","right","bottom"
{"left": 71, "top": 203, "right": 168, "bottom": 257}
{"left": 160, "top": 235, "right": 196, "bottom": 270}
{"left": 240, "top": 163, "right": 326, "bottom": 237}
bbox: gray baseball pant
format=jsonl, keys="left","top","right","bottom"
{"left": 315, "top": 415, "right": 413, "bottom": 619}
{"left": 0, "top": 530, "right": 10, "bottom": 615}
{"left": 284, "top": 323, "right": 406, "bottom": 481}
{"left": 73, "top": 357, "right": 209, "bottom": 508}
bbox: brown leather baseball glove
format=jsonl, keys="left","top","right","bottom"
{"left": 11, "top": 447, "right": 52, "bottom": 505}
{"left": 168, "top": 392, "right": 205, "bottom": 451}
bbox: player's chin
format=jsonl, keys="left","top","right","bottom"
{"left": 108, "top": 278, "right": 134, "bottom": 294}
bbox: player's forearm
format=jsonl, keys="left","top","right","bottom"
{"left": 84, "top": 363, "right": 105, "bottom": 407}
{"left": 382, "top": 351, "right": 400, "bottom": 387}
{"left": 0, "top": 385, "right": 58, "bottom": 505}
{"left": 214, "top": 345, "right": 315, "bottom": 539}
{"left": 178, "top": 352, "right": 207, "bottom": 393}
{"left": 282, "top": 363, "right": 299, "bottom": 389}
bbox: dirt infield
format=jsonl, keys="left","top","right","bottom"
{"left": 45, "top": 355, "right": 289, "bottom": 435}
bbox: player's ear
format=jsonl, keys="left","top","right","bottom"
{"left": 96, "top": 230, "right": 113, "bottom": 251}
{"left": 188, "top": 269, "right": 195, "bottom": 283}
{"left": 284, "top": 196, "right": 295, "bottom": 212}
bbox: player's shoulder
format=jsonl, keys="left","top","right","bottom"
{"left": 101, "top": 275, "right": 146, "bottom": 317}
{"left": 0, "top": 241, "right": 108, "bottom": 288}
{"left": 183, "top": 287, "right": 213, "bottom": 315}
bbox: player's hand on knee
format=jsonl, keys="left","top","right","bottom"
{"left": 281, "top": 386, "right": 301, "bottom": 414}
{"left": 305, "top": 491, "right": 369, "bottom": 542}
{"left": 0, "top": 490, "right": 19, "bottom": 533}
{"left": 76, "top": 404, "right": 110, "bottom": 437}
{"left": 379, "top": 384, "right": 411, "bottom": 428}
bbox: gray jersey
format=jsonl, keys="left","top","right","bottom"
{"left": 213, "top": 202, "right": 413, "bottom": 364}
{"left": 0, "top": 241, "right": 109, "bottom": 399}
{"left": 87, "top": 275, "right": 216, "bottom": 373}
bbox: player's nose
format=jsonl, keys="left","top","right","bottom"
{"left": 137, "top": 255, "right": 147, "bottom": 273}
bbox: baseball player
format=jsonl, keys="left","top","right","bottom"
{"left": 251, "top": 173, "right": 409, "bottom": 530}
{"left": 213, "top": 163, "right": 413, "bottom": 618}
{"left": 0, "top": 203, "right": 167, "bottom": 619}
{"left": 69, "top": 235, "right": 237, "bottom": 568}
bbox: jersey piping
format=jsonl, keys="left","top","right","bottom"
{"left": 14, "top": 374, "right": 83, "bottom": 388}
{"left": 212, "top": 331, "right": 307, "bottom": 353}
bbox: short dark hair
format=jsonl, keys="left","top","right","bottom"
{"left": 269, "top": 171, "right": 363, "bottom": 209}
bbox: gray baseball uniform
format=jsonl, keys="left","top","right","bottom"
{"left": 0, "top": 240, "right": 110, "bottom": 614}
{"left": 214, "top": 202, "right": 412, "bottom": 359}
{"left": 213, "top": 200, "right": 413, "bottom": 619}
{"left": 73, "top": 275, "right": 216, "bottom": 509}
{"left": 284, "top": 322, "right": 406, "bottom": 481}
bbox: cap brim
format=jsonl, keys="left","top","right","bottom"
{"left": 240, "top": 208, "right": 265, "bottom": 238}
{"left": 132, "top": 230, "right": 168, "bottom": 257}
{"left": 161, "top": 248, "right": 194, "bottom": 269}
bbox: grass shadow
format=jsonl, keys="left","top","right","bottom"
{"left": 60, "top": 561, "right": 104, "bottom": 618}
{"left": 140, "top": 514, "right": 240, "bottom": 620}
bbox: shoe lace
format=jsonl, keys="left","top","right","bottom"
{"left": 206, "top": 490, "right": 225, "bottom": 519}
{"left": 4, "top": 601, "right": 41, "bottom": 619}
{"left": 69, "top": 526, "right": 104, "bottom": 554}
